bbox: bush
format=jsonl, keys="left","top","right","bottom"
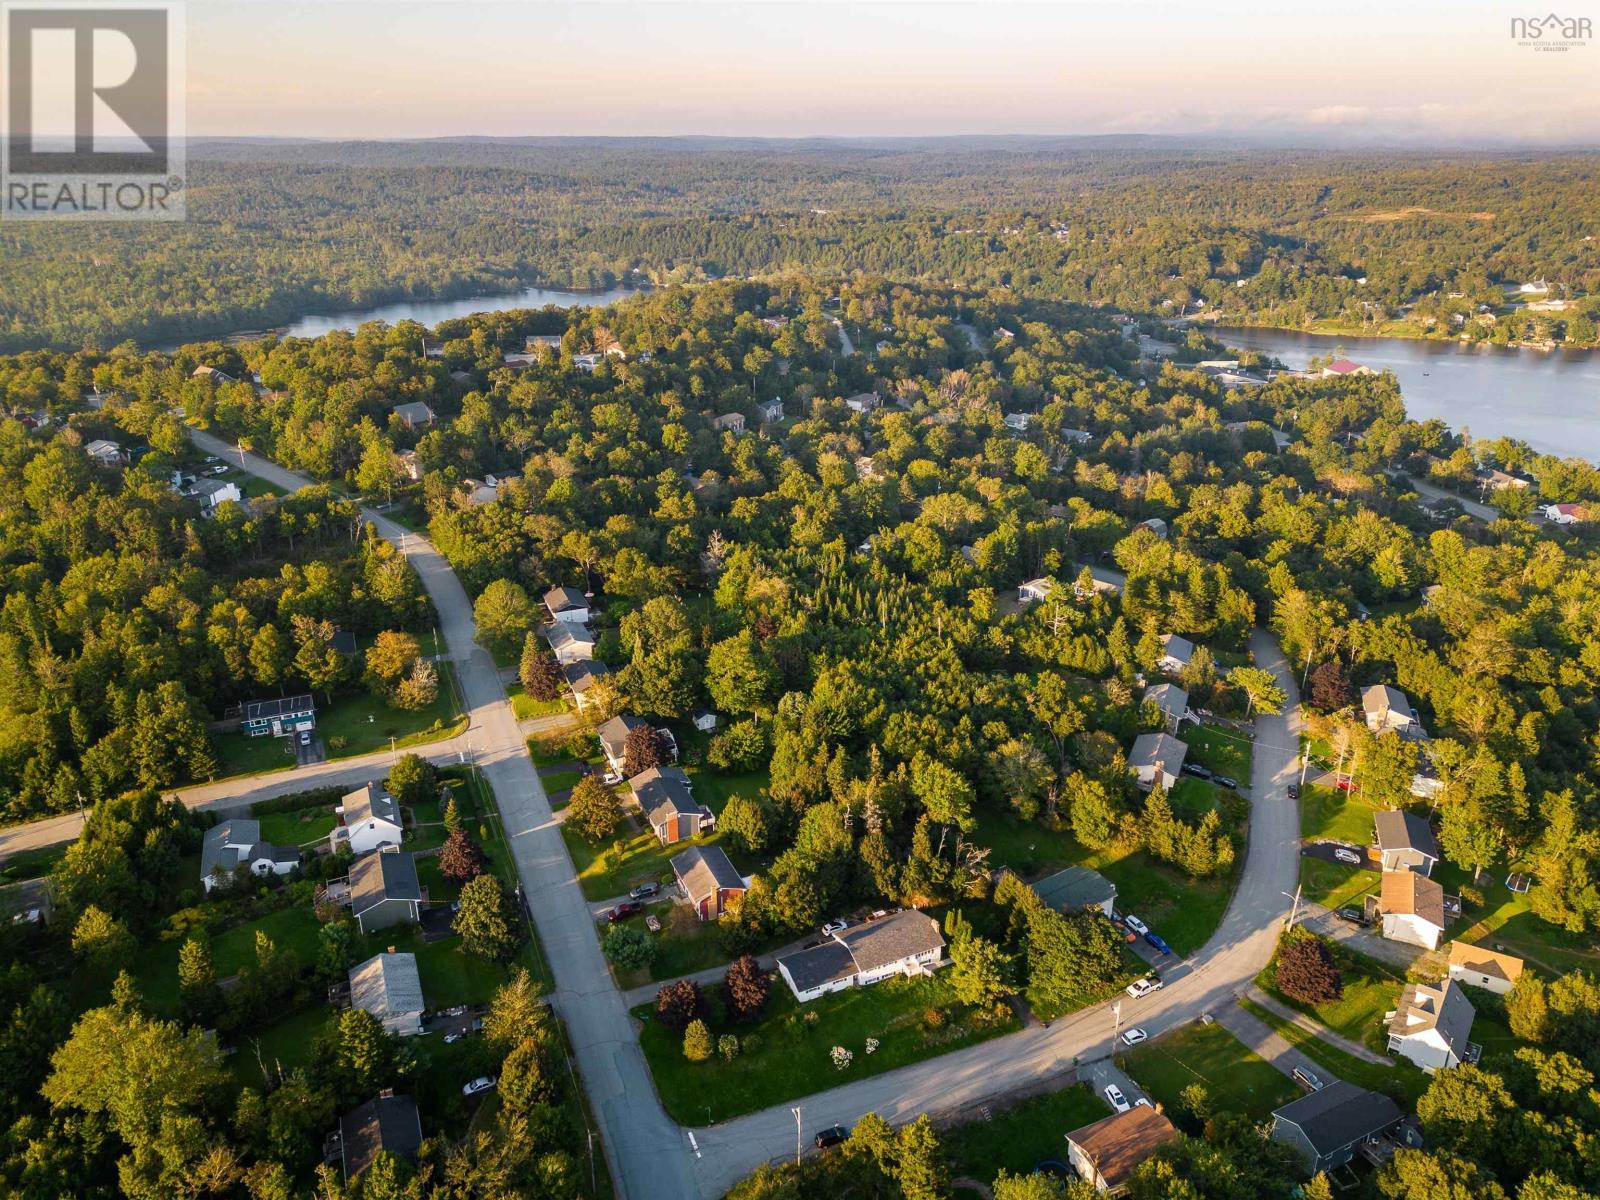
{"left": 923, "top": 1007, "right": 946, "bottom": 1028}
{"left": 682, "top": 1019, "right": 713, "bottom": 1063}
{"left": 741, "top": 1033, "right": 763, "bottom": 1056}
{"left": 1275, "top": 934, "right": 1344, "bottom": 1004}
{"left": 656, "top": 979, "right": 703, "bottom": 1032}
{"left": 603, "top": 924, "right": 656, "bottom": 971}
{"left": 717, "top": 1034, "right": 740, "bottom": 1061}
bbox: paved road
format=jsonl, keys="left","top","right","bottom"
{"left": 186, "top": 430, "right": 697, "bottom": 1200}
{"left": 1386, "top": 469, "right": 1500, "bottom": 523}
{"left": 683, "top": 627, "right": 1304, "bottom": 1196}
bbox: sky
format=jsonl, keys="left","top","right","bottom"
{"left": 184, "top": 0, "right": 1600, "bottom": 144}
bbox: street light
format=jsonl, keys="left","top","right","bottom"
{"left": 1282, "top": 885, "right": 1304, "bottom": 930}
{"left": 791, "top": 1107, "right": 803, "bottom": 1166}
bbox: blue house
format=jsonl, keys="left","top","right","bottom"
{"left": 240, "top": 695, "right": 316, "bottom": 737}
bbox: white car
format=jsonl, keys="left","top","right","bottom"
{"left": 461, "top": 1076, "right": 497, "bottom": 1097}
{"left": 1119, "top": 1027, "right": 1148, "bottom": 1046}
{"left": 1126, "top": 977, "right": 1163, "bottom": 999}
{"left": 1134, "top": 1098, "right": 1153, "bottom": 1109}
{"left": 1123, "top": 914, "right": 1150, "bottom": 937}
{"left": 1333, "top": 847, "right": 1363, "bottom": 865}
{"left": 1104, "top": 1084, "right": 1131, "bottom": 1113}
{"left": 822, "top": 918, "right": 849, "bottom": 936}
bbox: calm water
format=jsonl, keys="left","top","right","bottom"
{"left": 1213, "top": 326, "right": 1600, "bottom": 462}
{"left": 275, "top": 282, "right": 642, "bottom": 339}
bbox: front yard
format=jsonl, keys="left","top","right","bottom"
{"left": 942, "top": 1083, "right": 1109, "bottom": 1181}
{"left": 1258, "top": 936, "right": 1406, "bottom": 1054}
{"left": 1180, "top": 724, "right": 1254, "bottom": 784}
{"left": 633, "top": 972, "right": 1020, "bottom": 1125}
{"left": 1120, "top": 1020, "right": 1298, "bottom": 1121}
{"left": 1298, "top": 782, "right": 1382, "bottom": 909}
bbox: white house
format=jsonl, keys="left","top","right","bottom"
{"left": 84, "top": 438, "right": 126, "bottom": 467}
{"left": 348, "top": 951, "right": 426, "bottom": 1036}
{"left": 1379, "top": 870, "right": 1447, "bottom": 951}
{"left": 1543, "top": 502, "right": 1583, "bottom": 525}
{"left": 544, "top": 621, "right": 598, "bottom": 665}
{"left": 190, "top": 477, "right": 243, "bottom": 517}
{"left": 1143, "top": 682, "right": 1189, "bottom": 735}
{"left": 1446, "top": 942, "right": 1525, "bottom": 996}
{"left": 332, "top": 783, "right": 404, "bottom": 857}
{"left": 1156, "top": 633, "right": 1194, "bottom": 676}
{"left": 1362, "top": 684, "right": 1416, "bottom": 734}
{"left": 200, "top": 819, "right": 299, "bottom": 893}
{"left": 1017, "top": 577, "right": 1055, "bottom": 606}
{"left": 543, "top": 585, "right": 589, "bottom": 625}
{"left": 1128, "top": 732, "right": 1187, "bottom": 792}
{"left": 461, "top": 474, "right": 516, "bottom": 506}
{"left": 843, "top": 391, "right": 881, "bottom": 414}
{"left": 1065, "top": 1106, "right": 1180, "bottom": 1196}
{"left": 776, "top": 909, "right": 944, "bottom": 1003}
{"left": 712, "top": 412, "right": 747, "bottom": 434}
{"left": 1136, "top": 517, "right": 1168, "bottom": 539}
{"left": 1519, "top": 280, "right": 1550, "bottom": 294}
{"left": 1003, "top": 412, "right": 1034, "bottom": 433}
{"left": 1060, "top": 428, "right": 1095, "bottom": 445}
{"left": 1374, "top": 810, "right": 1440, "bottom": 875}
{"left": 1386, "top": 979, "right": 1476, "bottom": 1073}
{"left": 758, "top": 397, "right": 785, "bottom": 423}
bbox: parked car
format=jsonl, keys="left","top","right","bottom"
{"left": 814, "top": 1125, "right": 849, "bottom": 1150}
{"left": 602, "top": 770, "right": 623, "bottom": 785}
{"left": 628, "top": 883, "right": 660, "bottom": 901}
{"left": 1180, "top": 762, "right": 1215, "bottom": 781}
{"left": 442, "top": 1005, "right": 469, "bottom": 1017}
{"left": 444, "top": 1031, "right": 465, "bottom": 1044}
{"left": 461, "top": 1076, "right": 497, "bottom": 1097}
{"left": 204, "top": 463, "right": 230, "bottom": 476}
{"left": 1104, "top": 1085, "right": 1131, "bottom": 1113}
{"left": 1333, "top": 846, "right": 1363, "bottom": 865}
{"left": 298, "top": 731, "right": 312, "bottom": 746}
{"left": 1286, "top": 783, "right": 1300, "bottom": 801}
{"left": 1214, "top": 774, "right": 1237, "bottom": 790}
{"left": 202, "top": 456, "right": 221, "bottom": 465}
{"left": 1293, "top": 1067, "right": 1325, "bottom": 1092}
{"left": 1335, "top": 777, "right": 1357, "bottom": 792}
{"left": 821, "top": 918, "right": 849, "bottom": 936}
{"left": 1120, "top": 1027, "right": 1148, "bottom": 1046}
{"left": 1125, "top": 977, "right": 1163, "bottom": 999}
{"left": 606, "top": 901, "right": 644, "bottom": 923}
{"left": 1122, "top": 914, "right": 1150, "bottom": 937}
{"left": 1335, "top": 906, "right": 1367, "bottom": 925}
{"left": 1144, "top": 932, "right": 1173, "bottom": 956}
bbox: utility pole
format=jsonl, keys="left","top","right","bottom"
{"left": 1111, "top": 999, "right": 1122, "bottom": 1056}
{"left": 1282, "top": 885, "right": 1304, "bottom": 930}
{"left": 791, "top": 1107, "right": 803, "bottom": 1166}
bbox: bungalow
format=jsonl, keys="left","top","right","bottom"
{"left": 391, "top": 401, "right": 436, "bottom": 431}
{"left": 712, "top": 412, "right": 747, "bottom": 434}
{"left": 1018, "top": 577, "right": 1055, "bottom": 606}
{"left": 1543, "top": 502, "right": 1583, "bottom": 525}
{"left": 544, "top": 621, "right": 598, "bottom": 666}
{"left": 563, "top": 659, "right": 611, "bottom": 711}
{"left": 1143, "top": 682, "right": 1189, "bottom": 735}
{"left": 1477, "top": 468, "right": 1529, "bottom": 492}
{"left": 1362, "top": 684, "right": 1417, "bottom": 734}
{"left": 1321, "top": 359, "right": 1373, "bottom": 378}
{"left": 758, "top": 397, "right": 785, "bottom": 423}
{"left": 573, "top": 353, "right": 602, "bottom": 372}
{"left": 1519, "top": 280, "right": 1550, "bottom": 294}
{"left": 394, "top": 449, "right": 423, "bottom": 481}
{"left": 1029, "top": 865, "right": 1116, "bottom": 918}
{"left": 84, "top": 438, "right": 126, "bottom": 466}
{"left": 776, "top": 908, "right": 945, "bottom": 1003}
{"left": 1129, "top": 732, "right": 1187, "bottom": 792}
{"left": 333, "top": 783, "right": 405, "bottom": 857}
{"left": 1379, "top": 870, "right": 1447, "bottom": 951}
{"left": 338, "top": 1093, "right": 423, "bottom": 1182}
{"left": 1136, "top": 517, "right": 1169, "bottom": 539}
{"left": 1270, "top": 1081, "right": 1406, "bottom": 1175}
{"left": 1003, "top": 412, "right": 1034, "bottom": 433}
{"left": 200, "top": 819, "right": 300, "bottom": 893}
{"left": 1386, "top": 979, "right": 1477, "bottom": 1072}
{"left": 671, "top": 845, "right": 746, "bottom": 920}
{"left": 1064, "top": 1106, "right": 1180, "bottom": 1195}
{"left": 1447, "top": 942, "right": 1525, "bottom": 996}
{"left": 633, "top": 766, "right": 709, "bottom": 845}
{"left": 348, "top": 950, "right": 426, "bottom": 1036}
{"left": 1156, "top": 633, "right": 1194, "bottom": 676}
{"left": 843, "top": 391, "right": 881, "bottom": 414}
{"left": 192, "top": 364, "right": 236, "bottom": 384}
{"left": 1373, "top": 810, "right": 1440, "bottom": 876}
{"left": 349, "top": 849, "right": 423, "bottom": 934}
{"left": 543, "top": 585, "right": 589, "bottom": 625}
{"left": 190, "top": 476, "right": 242, "bottom": 517}
{"left": 239, "top": 694, "right": 315, "bottom": 737}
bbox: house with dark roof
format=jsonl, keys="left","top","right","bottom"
{"left": 597, "top": 714, "right": 676, "bottom": 773}
{"left": 1387, "top": 979, "right": 1477, "bottom": 1072}
{"left": 349, "top": 849, "right": 423, "bottom": 934}
{"left": 1065, "top": 1106, "right": 1180, "bottom": 1195}
{"left": 391, "top": 401, "right": 436, "bottom": 431}
{"left": 1143, "top": 682, "right": 1188, "bottom": 735}
{"left": 1362, "top": 684, "right": 1416, "bottom": 734}
{"left": 758, "top": 397, "right": 785, "bottom": 423}
{"left": 1373, "top": 810, "right": 1439, "bottom": 876}
{"left": 1447, "top": 942, "right": 1525, "bottom": 996}
{"left": 1379, "top": 870, "right": 1446, "bottom": 950}
{"left": 1270, "top": 1081, "right": 1406, "bottom": 1174}
{"left": 239, "top": 694, "right": 315, "bottom": 737}
{"left": 1029, "top": 866, "right": 1117, "bottom": 918}
{"left": 671, "top": 845, "right": 745, "bottom": 920}
{"left": 200, "top": 819, "right": 300, "bottom": 893}
{"left": 776, "top": 909, "right": 945, "bottom": 1003}
{"left": 632, "top": 766, "right": 708, "bottom": 844}
{"left": 332, "top": 783, "right": 404, "bottom": 857}
{"left": 563, "top": 659, "right": 611, "bottom": 711}
{"left": 1128, "top": 732, "right": 1187, "bottom": 792}
{"left": 338, "top": 1093, "right": 423, "bottom": 1181}
{"left": 543, "top": 586, "right": 589, "bottom": 624}
{"left": 349, "top": 951, "right": 426, "bottom": 1036}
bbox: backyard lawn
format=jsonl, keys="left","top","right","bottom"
{"left": 942, "top": 1083, "right": 1109, "bottom": 1181}
{"left": 1436, "top": 859, "right": 1600, "bottom": 977}
{"left": 1121, "top": 1021, "right": 1298, "bottom": 1120}
{"left": 257, "top": 806, "right": 338, "bottom": 847}
{"left": 607, "top": 900, "right": 792, "bottom": 986}
{"left": 1298, "top": 783, "right": 1383, "bottom": 909}
{"left": 634, "top": 972, "right": 1020, "bottom": 1125}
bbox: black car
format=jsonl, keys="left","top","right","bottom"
{"left": 1286, "top": 783, "right": 1300, "bottom": 801}
{"left": 1180, "top": 763, "right": 1214, "bottom": 780}
{"left": 1335, "top": 906, "right": 1366, "bottom": 926}
{"left": 1214, "top": 774, "right": 1237, "bottom": 790}
{"left": 814, "top": 1125, "right": 849, "bottom": 1150}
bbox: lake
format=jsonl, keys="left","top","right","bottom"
{"left": 1211, "top": 325, "right": 1600, "bottom": 463}
{"left": 274, "top": 282, "right": 643, "bottom": 340}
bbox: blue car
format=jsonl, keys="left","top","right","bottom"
{"left": 1144, "top": 932, "right": 1173, "bottom": 956}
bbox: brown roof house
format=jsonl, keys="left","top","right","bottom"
{"left": 1379, "top": 870, "right": 1447, "bottom": 950}
{"left": 671, "top": 845, "right": 745, "bottom": 920}
{"left": 1447, "top": 942, "right": 1525, "bottom": 996}
{"left": 1065, "top": 1106, "right": 1180, "bottom": 1194}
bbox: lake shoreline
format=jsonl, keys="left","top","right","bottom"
{"left": 1199, "top": 316, "right": 1594, "bottom": 356}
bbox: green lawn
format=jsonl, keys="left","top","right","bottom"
{"left": 1238, "top": 999, "right": 1428, "bottom": 1105}
{"left": 943, "top": 1084, "right": 1109, "bottom": 1181}
{"left": 686, "top": 769, "right": 769, "bottom": 815}
{"left": 231, "top": 1005, "right": 332, "bottom": 1086}
{"left": 634, "top": 973, "right": 1020, "bottom": 1125}
{"left": 1180, "top": 725, "right": 1254, "bottom": 783}
{"left": 562, "top": 821, "right": 756, "bottom": 902}
{"left": 529, "top": 732, "right": 602, "bottom": 768}
{"left": 1259, "top": 937, "right": 1406, "bottom": 1053}
{"left": 1436, "top": 860, "right": 1600, "bottom": 977}
{"left": 1298, "top": 783, "right": 1383, "bottom": 908}
{"left": 0, "top": 843, "right": 65, "bottom": 882}
{"left": 213, "top": 905, "right": 325, "bottom": 977}
{"left": 257, "top": 806, "right": 338, "bottom": 847}
{"left": 1121, "top": 1021, "right": 1298, "bottom": 1121}
{"left": 608, "top": 900, "right": 791, "bottom": 986}
{"left": 508, "top": 682, "right": 570, "bottom": 721}
{"left": 541, "top": 770, "right": 583, "bottom": 795}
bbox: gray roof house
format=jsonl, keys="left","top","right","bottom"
{"left": 543, "top": 586, "right": 589, "bottom": 623}
{"left": 1362, "top": 684, "right": 1416, "bottom": 734}
{"left": 1156, "top": 633, "right": 1194, "bottom": 674}
{"left": 632, "top": 766, "right": 707, "bottom": 845}
{"left": 332, "top": 783, "right": 404, "bottom": 857}
{"left": 1030, "top": 866, "right": 1117, "bottom": 917}
{"left": 598, "top": 714, "right": 648, "bottom": 771}
{"left": 1270, "top": 1081, "right": 1406, "bottom": 1174}
{"left": 544, "top": 620, "right": 597, "bottom": 665}
{"left": 1374, "top": 810, "right": 1440, "bottom": 875}
{"left": 563, "top": 659, "right": 611, "bottom": 709}
{"left": 391, "top": 401, "right": 436, "bottom": 430}
{"left": 1387, "top": 979, "right": 1477, "bottom": 1072}
{"left": 1143, "top": 682, "right": 1189, "bottom": 734}
{"left": 339, "top": 1093, "right": 423, "bottom": 1181}
{"left": 348, "top": 951, "right": 426, "bottom": 1036}
{"left": 200, "top": 819, "right": 300, "bottom": 893}
{"left": 777, "top": 908, "right": 945, "bottom": 1003}
{"left": 349, "top": 849, "right": 423, "bottom": 934}
{"left": 671, "top": 845, "right": 746, "bottom": 920}
{"left": 1129, "top": 732, "right": 1188, "bottom": 792}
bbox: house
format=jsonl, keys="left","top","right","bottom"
{"left": 333, "top": 783, "right": 405, "bottom": 857}
{"left": 843, "top": 391, "right": 881, "bottom": 414}
{"left": 191, "top": 365, "right": 236, "bottom": 384}
{"left": 1156, "top": 633, "right": 1194, "bottom": 676}
{"left": 501, "top": 352, "right": 538, "bottom": 370}
{"left": 526, "top": 334, "right": 564, "bottom": 352}
{"left": 200, "top": 819, "right": 300, "bottom": 893}
{"left": 563, "top": 659, "right": 611, "bottom": 711}
{"left": 573, "top": 353, "right": 602, "bottom": 372}
{"left": 1061, "top": 428, "right": 1095, "bottom": 445}
{"left": 1447, "top": 942, "right": 1525, "bottom": 996}
{"left": 1064, "top": 1106, "right": 1180, "bottom": 1195}
{"left": 543, "top": 586, "right": 589, "bottom": 625}
{"left": 329, "top": 629, "right": 359, "bottom": 658}
{"left": 1017, "top": 577, "right": 1055, "bottom": 606}
{"left": 1003, "top": 412, "right": 1034, "bottom": 433}
{"left": 338, "top": 1093, "right": 423, "bottom": 1181}
{"left": 1543, "top": 502, "right": 1583, "bottom": 525}
{"left": 349, "top": 849, "right": 423, "bottom": 934}
{"left": 712, "top": 412, "right": 747, "bottom": 434}
{"left": 1519, "top": 280, "right": 1550, "bottom": 294}
{"left": 1270, "top": 1081, "right": 1406, "bottom": 1174}
{"left": 693, "top": 711, "right": 718, "bottom": 733}
{"left": 394, "top": 449, "right": 423, "bottom": 481}
{"left": 544, "top": 621, "right": 598, "bottom": 666}
{"left": 597, "top": 714, "right": 676, "bottom": 773}
{"left": 239, "top": 694, "right": 315, "bottom": 737}
{"left": 1379, "top": 870, "right": 1447, "bottom": 950}
{"left": 1321, "top": 359, "right": 1373, "bottom": 377}
{"left": 1129, "top": 732, "right": 1187, "bottom": 792}
{"left": 391, "top": 401, "right": 436, "bottom": 431}
{"left": 1373, "top": 810, "right": 1440, "bottom": 876}
{"left": 758, "top": 397, "right": 785, "bottom": 423}
{"left": 1143, "top": 682, "right": 1189, "bottom": 735}
{"left": 1136, "top": 517, "right": 1169, "bottom": 539}
{"left": 1387, "top": 979, "right": 1477, "bottom": 1072}
{"left": 671, "top": 845, "right": 746, "bottom": 920}
{"left": 348, "top": 951, "right": 426, "bottom": 1036}
{"left": 461, "top": 474, "right": 516, "bottom": 506}
{"left": 777, "top": 908, "right": 945, "bottom": 1003}
{"left": 84, "top": 438, "right": 126, "bottom": 466}
{"left": 1477, "top": 468, "right": 1528, "bottom": 492}
{"left": 1029, "top": 865, "right": 1116, "bottom": 918}
{"left": 190, "top": 477, "right": 243, "bottom": 516}
{"left": 760, "top": 315, "right": 789, "bottom": 331}
{"left": 633, "top": 766, "right": 708, "bottom": 845}
{"left": 1362, "top": 684, "right": 1416, "bottom": 734}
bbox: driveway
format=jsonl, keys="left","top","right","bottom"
{"left": 1300, "top": 903, "right": 1428, "bottom": 970}
{"left": 1300, "top": 841, "right": 1376, "bottom": 870}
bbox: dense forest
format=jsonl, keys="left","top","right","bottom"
{"left": 3, "top": 139, "right": 1600, "bottom": 351}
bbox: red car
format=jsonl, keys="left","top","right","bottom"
{"left": 606, "top": 901, "right": 644, "bottom": 923}
{"left": 1334, "top": 777, "right": 1357, "bottom": 792}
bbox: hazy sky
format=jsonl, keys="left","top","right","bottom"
{"left": 185, "top": 0, "right": 1600, "bottom": 143}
